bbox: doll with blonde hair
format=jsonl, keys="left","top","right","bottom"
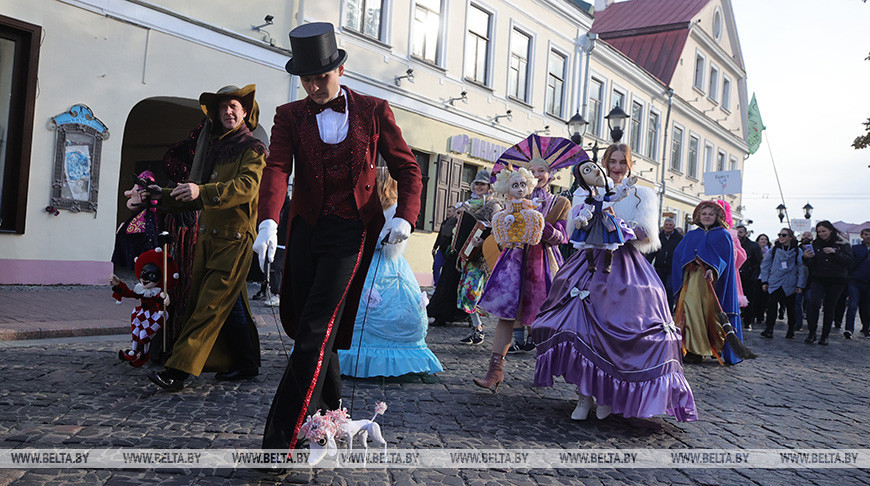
{"left": 489, "top": 167, "right": 544, "bottom": 247}
{"left": 473, "top": 134, "right": 577, "bottom": 391}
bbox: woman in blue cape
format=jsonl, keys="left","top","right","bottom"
{"left": 672, "top": 201, "right": 751, "bottom": 365}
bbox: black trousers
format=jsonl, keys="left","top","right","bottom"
{"left": 740, "top": 275, "right": 761, "bottom": 324}
{"left": 218, "top": 294, "right": 259, "bottom": 371}
{"left": 806, "top": 279, "right": 848, "bottom": 341}
{"left": 655, "top": 268, "right": 675, "bottom": 311}
{"left": 764, "top": 288, "right": 796, "bottom": 335}
{"left": 262, "top": 215, "right": 365, "bottom": 450}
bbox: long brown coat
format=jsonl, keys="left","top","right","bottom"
{"left": 162, "top": 128, "right": 265, "bottom": 376}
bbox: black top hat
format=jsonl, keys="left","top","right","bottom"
{"left": 285, "top": 22, "right": 348, "bottom": 76}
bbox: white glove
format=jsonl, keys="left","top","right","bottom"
{"left": 613, "top": 183, "right": 630, "bottom": 201}
{"left": 383, "top": 217, "right": 412, "bottom": 244}
{"left": 253, "top": 219, "right": 278, "bottom": 271}
{"left": 574, "top": 208, "right": 593, "bottom": 229}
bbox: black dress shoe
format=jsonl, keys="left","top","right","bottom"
{"left": 148, "top": 371, "right": 184, "bottom": 391}
{"left": 760, "top": 330, "right": 773, "bottom": 339}
{"left": 253, "top": 464, "right": 287, "bottom": 476}
{"left": 804, "top": 335, "right": 816, "bottom": 344}
{"left": 818, "top": 338, "right": 828, "bottom": 345}
{"left": 215, "top": 368, "right": 259, "bottom": 381}
{"left": 785, "top": 332, "right": 795, "bottom": 339}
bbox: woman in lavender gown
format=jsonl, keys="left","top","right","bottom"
{"left": 532, "top": 144, "right": 697, "bottom": 422}
{"left": 472, "top": 135, "right": 576, "bottom": 392}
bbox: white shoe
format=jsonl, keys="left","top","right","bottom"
{"left": 596, "top": 403, "right": 612, "bottom": 420}
{"left": 571, "top": 395, "right": 594, "bottom": 421}
{"left": 264, "top": 295, "right": 280, "bottom": 307}
{"left": 428, "top": 317, "right": 435, "bottom": 325}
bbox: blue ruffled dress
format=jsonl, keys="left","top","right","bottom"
{"left": 338, "top": 239, "right": 444, "bottom": 378}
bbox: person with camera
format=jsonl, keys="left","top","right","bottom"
{"left": 759, "top": 228, "right": 807, "bottom": 339}
{"left": 647, "top": 217, "right": 682, "bottom": 311}
{"left": 802, "top": 221, "right": 854, "bottom": 345}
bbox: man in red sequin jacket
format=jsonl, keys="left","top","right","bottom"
{"left": 254, "top": 23, "right": 422, "bottom": 452}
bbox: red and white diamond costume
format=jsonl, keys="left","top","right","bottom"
{"left": 111, "top": 248, "right": 179, "bottom": 367}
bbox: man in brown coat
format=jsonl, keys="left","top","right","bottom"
{"left": 147, "top": 84, "right": 266, "bottom": 391}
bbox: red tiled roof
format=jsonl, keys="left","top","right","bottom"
{"left": 591, "top": 0, "right": 710, "bottom": 35}
{"left": 591, "top": 0, "right": 711, "bottom": 85}
{"left": 833, "top": 221, "right": 870, "bottom": 234}
{"left": 603, "top": 30, "right": 689, "bottom": 85}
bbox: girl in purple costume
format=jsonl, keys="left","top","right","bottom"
{"left": 472, "top": 135, "right": 577, "bottom": 392}
{"left": 532, "top": 144, "right": 697, "bottom": 422}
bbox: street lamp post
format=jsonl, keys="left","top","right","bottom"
{"left": 604, "top": 105, "right": 629, "bottom": 143}
{"left": 567, "top": 106, "right": 630, "bottom": 163}
{"left": 568, "top": 111, "right": 588, "bottom": 146}
{"left": 803, "top": 202, "right": 814, "bottom": 220}
{"left": 776, "top": 204, "right": 787, "bottom": 223}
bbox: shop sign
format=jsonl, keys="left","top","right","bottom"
{"left": 447, "top": 135, "right": 508, "bottom": 163}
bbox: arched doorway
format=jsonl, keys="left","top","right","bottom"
{"left": 117, "top": 97, "right": 203, "bottom": 229}
{"left": 117, "top": 97, "right": 270, "bottom": 228}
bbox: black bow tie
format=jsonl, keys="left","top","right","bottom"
{"left": 308, "top": 95, "right": 346, "bottom": 115}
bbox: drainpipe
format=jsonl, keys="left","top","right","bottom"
{"left": 657, "top": 88, "right": 674, "bottom": 224}
{"left": 296, "top": 0, "right": 305, "bottom": 29}
{"left": 580, "top": 33, "right": 597, "bottom": 121}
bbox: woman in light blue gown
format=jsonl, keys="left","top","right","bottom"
{"left": 338, "top": 168, "right": 443, "bottom": 378}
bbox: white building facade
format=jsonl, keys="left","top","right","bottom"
{"left": 0, "top": 0, "right": 749, "bottom": 285}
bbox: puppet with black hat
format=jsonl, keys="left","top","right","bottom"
{"left": 253, "top": 22, "right": 422, "bottom": 453}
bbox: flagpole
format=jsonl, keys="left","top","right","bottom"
{"left": 747, "top": 93, "right": 791, "bottom": 230}
{"left": 763, "top": 130, "right": 791, "bottom": 229}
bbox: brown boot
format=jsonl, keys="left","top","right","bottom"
{"left": 586, "top": 248, "right": 596, "bottom": 272}
{"left": 473, "top": 353, "right": 505, "bottom": 393}
{"left": 603, "top": 250, "right": 613, "bottom": 273}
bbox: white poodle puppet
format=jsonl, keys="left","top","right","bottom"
{"left": 298, "top": 402, "right": 388, "bottom": 467}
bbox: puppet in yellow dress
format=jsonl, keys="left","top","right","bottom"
{"left": 473, "top": 167, "right": 545, "bottom": 391}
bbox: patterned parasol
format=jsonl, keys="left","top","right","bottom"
{"left": 492, "top": 134, "right": 589, "bottom": 177}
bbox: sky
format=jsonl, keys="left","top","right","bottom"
{"left": 728, "top": 0, "right": 870, "bottom": 238}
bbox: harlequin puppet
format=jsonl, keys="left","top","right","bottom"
{"left": 569, "top": 159, "right": 636, "bottom": 273}
{"left": 110, "top": 248, "right": 179, "bottom": 367}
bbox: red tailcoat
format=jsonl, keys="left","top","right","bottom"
{"left": 259, "top": 86, "right": 422, "bottom": 349}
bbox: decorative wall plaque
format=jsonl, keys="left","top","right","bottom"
{"left": 49, "top": 104, "right": 109, "bottom": 216}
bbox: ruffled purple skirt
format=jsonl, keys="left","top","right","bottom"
{"left": 478, "top": 243, "right": 555, "bottom": 326}
{"left": 532, "top": 244, "right": 697, "bottom": 422}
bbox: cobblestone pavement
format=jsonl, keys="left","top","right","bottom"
{"left": 1, "top": 308, "right": 870, "bottom": 485}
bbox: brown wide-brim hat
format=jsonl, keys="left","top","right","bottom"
{"left": 692, "top": 200, "right": 728, "bottom": 228}
{"left": 199, "top": 84, "right": 259, "bottom": 130}
{"left": 285, "top": 22, "right": 347, "bottom": 76}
